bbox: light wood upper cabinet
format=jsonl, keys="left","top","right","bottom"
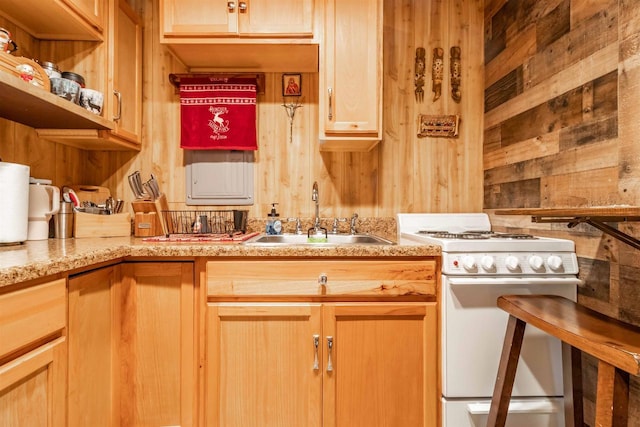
{"left": 109, "top": 0, "right": 142, "bottom": 145}
{"left": 159, "top": 0, "right": 318, "bottom": 71}
{"left": 161, "top": 0, "right": 314, "bottom": 38}
{"left": 62, "top": 0, "right": 105, "bottom": 35}
{"left": 319, "top": 0, "right": 383, "bottom": 152}
{"left": 36, "top": 0, "right": 143, "bottom": 150}
{"left": 0, "top": 278, "right": 67, "bottom": 427}
{"left": 0, "top": 0, "right": 104, "bottom": 40}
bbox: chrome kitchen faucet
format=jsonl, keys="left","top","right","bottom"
{"left": 312, "top": 181, "right": 320, "bottom": 231}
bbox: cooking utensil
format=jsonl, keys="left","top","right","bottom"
{"left": 63, "top": 187, "right": 81, "bottom": 208}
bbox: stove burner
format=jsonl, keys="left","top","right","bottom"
{"left": 492, "top": 233, "right": 536, "bottom": 239}
{"left": 422, "top": 232, "right": 491, "bottom": 239}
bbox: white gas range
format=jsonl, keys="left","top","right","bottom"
{"left": 397, "top": 213, "right": 581, "bottom": 427}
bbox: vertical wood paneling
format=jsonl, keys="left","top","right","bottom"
{"left": 0, "top": 0, "right": 483, "bottom": 220}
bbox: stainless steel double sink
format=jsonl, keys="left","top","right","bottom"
{"left": 243, "top": 233, "right": 395, "bottom": 246}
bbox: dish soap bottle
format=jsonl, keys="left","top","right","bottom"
{"left": 266, "top": 203, "right": 282, "bottom": 235}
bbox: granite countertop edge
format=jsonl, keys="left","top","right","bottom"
{"left": 0, "top": 237, "right": 440, "bottom": 287}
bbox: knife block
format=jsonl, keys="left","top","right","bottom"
{"left": 131, "top": 200, "right": 164, "bottom": 237}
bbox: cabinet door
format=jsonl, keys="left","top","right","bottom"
{"left": 322, "top": 303, "right": 438, "bottom": 427}
{"left": 120, "top": 262, "right": 195, "bottom": 427}
{"left": 68, "top": 266, "right": 120, "bottom": 427}
{"left": 161, "top": 0, "right": 237, "bottom": 36}
{"left": 0, "top": 337, "right": 67, "bottom": 427}
{"left": 206, "top": 303, "right": 322, "bottom": 427}
{"left": 111, "top": 0, "right": 142, "bottom": 144}
{"left": 63, "top": 0, "right": 105, "bottom": 33}
{"left": 238, "top": 0, "right": 314, "bottom": 36}
{"left": 320, "top": 0, "right": 382, "bottom": 145}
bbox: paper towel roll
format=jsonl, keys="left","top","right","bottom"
{"left": 0, "top": 162, "right": 30, "bottom": 244}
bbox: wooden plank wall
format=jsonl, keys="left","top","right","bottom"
{"left": 0, "top": 0, "right": 484, "bottom": 222}
{"left": 484, "top": 0, "right": 640, "bottom": 422}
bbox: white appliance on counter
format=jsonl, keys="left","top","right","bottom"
{"left": 397, "top": 213, "right": 581, "bottom": 427}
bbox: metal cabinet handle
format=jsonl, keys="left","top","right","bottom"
{"left": 239, "top": 1, "right": 247, "bottom": 12}
{"left": 328, "top": 87, "right": 333, "bottom": 120}
{"left": 113, "top": 90, "right": 122, "bottom": 122}
{"left": 326, "top": 336, "right": 333, "bottom": 372}
{"left": 313, "top": 334, "right": 320, "bottom": 370}
{"left": 227, "top": 1, "right": 236, "bottom": 12}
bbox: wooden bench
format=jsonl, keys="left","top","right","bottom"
{"left": 487, "top": 294, "right": 640, "bottom": 427}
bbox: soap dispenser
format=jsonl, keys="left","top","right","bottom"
{"left": 266, "top": 203, "right": 282, "bottom": 235}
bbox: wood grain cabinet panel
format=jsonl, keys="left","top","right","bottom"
{"left": 0, "top": 278, "right": 66, "bottom": 360}
{"left": 158, "top": 0, "right": 318, "bottom": 70}
{"left": 323, "top": 303, "right": 438, "bottom": 427}
{"left": 319, "top": 0, "right": 383, "bottom": 152}
{"left": 120, "top": 262, "right": 196, "bottom": 427}
{"left": 205, "top": 258, "right": 439, "bottom": 426}
{"left": 68, "top": 266, "right": 120, "bottom": 427}
{"left": 207, "top": 259, "right": 437, "bottom": 297}
{"left": 0, "top": 0, "right": 104, "bottom": 40}
{"left": 62, "top": 0, "right": 105, "bottom": 34}
{"left": 0, "top": 277, "right": 67, "bottom": 427}
{"left": 161, "top": 0, "right": 314, "bottom": 37}
{"left": 110, "top": 0, "right": 143, "bottom": 145}
{"left": 206, "top": 303, "right": 323, "bottom": 426}
{"left": 0, "top": 337, "right": 67, "bottom": 427}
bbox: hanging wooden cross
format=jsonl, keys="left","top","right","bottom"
{"left": 282, "top": 99, "right": 303, "bottom": 144}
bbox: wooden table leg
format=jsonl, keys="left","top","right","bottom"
{"left": 594, "top": 361, "right": 629, "bottom": 427}
{"left": 487, "top": 315, "right": 527, "bottom": 427}
{"left": 562, "top": 343, "right": 584, "bottom": 427}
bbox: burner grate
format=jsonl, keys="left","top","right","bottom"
{"left": 492, "top": 233, "right": 536, "bottom": 240}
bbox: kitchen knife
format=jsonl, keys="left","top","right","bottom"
{"left": 128, "top": 173, "right": 143, "bottom": 199}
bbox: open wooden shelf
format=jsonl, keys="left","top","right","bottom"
{"left": 0, "top": 71, "right": 113, "bottom": 130}
{"left": 495, "top": 207, "right": 640, "bottom": 250}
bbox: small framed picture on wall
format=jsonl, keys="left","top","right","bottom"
{"left": 282, "top": 73, "right": 302, "bottom": 96}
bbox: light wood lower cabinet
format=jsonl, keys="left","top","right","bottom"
{"left": 120, "top": 262, "right": 196, "bottom": 427}
{"left": 205, "top": 259, "right": 439, "bottom": 427}
{"left": 0, "top": 278, "right": 67, "bottom": 427}
{"left": 207, "top": 302, "right": 323, "bottom": 426}
{"left": 68, "top": 265, "right": 121, "bottom": 427}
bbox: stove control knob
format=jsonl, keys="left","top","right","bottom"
{"left": 461, "top": 255, "right": 477, "bottom": 271}
{"left": 547, "top": 255, "right": 563, "bottom": 271}
{"left": 505, "top": 255, "right": 520, "bottom": 271}
{"left": 480, "top": 255, "right": 495, "bottom": 271}
{"left": 528, "top": 255, "right": 544, "bottom": 271}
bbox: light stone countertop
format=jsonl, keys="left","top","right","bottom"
{"left": 0, "top": 236, "right": 441, "bottom": 287}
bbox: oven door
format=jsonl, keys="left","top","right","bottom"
{"left": 442, "top": 275, "right": 580, "bottom": 398}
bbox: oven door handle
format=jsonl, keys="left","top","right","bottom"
{"left": 466, "top": 400, "right": 561, "bottom": 415}
{"left": 447, "top": 277, "right": 582, "bottom": 286}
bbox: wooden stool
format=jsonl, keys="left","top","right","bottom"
{"left": 487, "top": 295, "right": 640, "bottom": 427}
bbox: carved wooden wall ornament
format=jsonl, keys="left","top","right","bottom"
{"left": 450, "top": 46, "right": 461, "bottom": 102}
{"left": 417, "top": 114, "right": 460, "bottom": 138}
{"left": 414, "top": 47, "right": 426, "bottom": 102}
{"left": 431, "top": 47, "right": 444, "bottom": 101}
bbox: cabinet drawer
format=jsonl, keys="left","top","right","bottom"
{"left": 0, "top": 279, "right": 66, "bottom": 360}
{"left": 207, "top": 259, "right": 437, "bottom": 297}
